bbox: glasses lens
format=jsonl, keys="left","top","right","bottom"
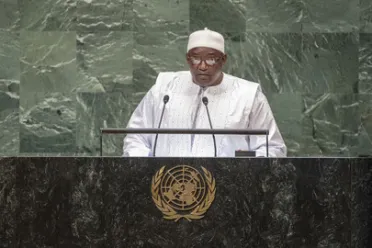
{"left": 191, "top": 57, "right": 201, "bottom": 65}
{"left": 189, "top": 56, "right": 219, "bottom": 66}
{"left": 205, "top": 58, "right": 216, "bottom": 66}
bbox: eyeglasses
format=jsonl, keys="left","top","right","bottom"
{"left": 187, "top": 56, "right": 221, "bottom": 66}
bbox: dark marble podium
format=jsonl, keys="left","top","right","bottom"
{"left": 0, "top": 157, "right": 371, "bottom": 248}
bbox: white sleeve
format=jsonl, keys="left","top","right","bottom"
{"left": 122, "top": 89, "right": 155, "bottom": 157}
{"left": 248, "top": 89, "right": 287, "bottom": 157}
{"left": 122, "top": 72, "right": 177, "bottom": 157}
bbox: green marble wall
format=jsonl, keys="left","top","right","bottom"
{"left": 0, "top": 0, "right": 371, "bottom": 157}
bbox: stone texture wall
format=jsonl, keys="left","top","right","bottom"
{"left": 0, "top": 0, "right": 371, "bottom": 157}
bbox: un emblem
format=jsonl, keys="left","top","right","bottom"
{"left": 151, "top": 165, "right": 216, "bottom": 222}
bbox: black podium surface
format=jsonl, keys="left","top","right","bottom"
{"left": 0, "top": 157, "right": 371, "bottom": 248}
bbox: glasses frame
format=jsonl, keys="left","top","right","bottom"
{"left": 187, "top": 55, "right": 222, "bottom": 66}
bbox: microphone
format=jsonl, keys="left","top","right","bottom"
{"left": 202, "top": 96, "right": 217, "bottom": 157}
{"left": 153, "top": 95, "right": 169, "bottom": 157}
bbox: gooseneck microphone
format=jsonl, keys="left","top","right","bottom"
{"left": 202, "top": 96, "right": 217, "bottom": 157}
{"left": 153, "top": 95, "right": 169, "bottom": 157}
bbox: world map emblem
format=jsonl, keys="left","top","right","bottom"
{"left": 151, "top": 165, "right": 216, "bottom": 222}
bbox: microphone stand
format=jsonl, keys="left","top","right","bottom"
{"left": 202, "top": 97, "right": 217, "bottom": 157}
{"left": 153, "top": 95, "right": 169, "bottom": 157}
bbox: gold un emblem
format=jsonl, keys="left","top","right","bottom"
{"left": 151, "top": 165, "right": 216, "bottom": 222}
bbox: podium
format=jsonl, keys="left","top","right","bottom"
{"left": 0, "top": 157, "right": 371, "bottom": 247}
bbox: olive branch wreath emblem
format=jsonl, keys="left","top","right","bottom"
{"left": 151, "top": 166, "right": 216, "bottom": 222}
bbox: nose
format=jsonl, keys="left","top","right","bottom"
{"left": 198, "top": 60, "right": 208, "bottom": 71}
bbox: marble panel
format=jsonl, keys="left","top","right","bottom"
{"left": 224, "top": 33, "right": 302, "bottom": 93}
{"left": 301, "top": 93, "right": 360, "bottom": 156}
{"left": 77, "top": 0, "right": 133, "bottom": 31}
{"left": 359, "top": 33, "right": 372, "bottom": 93}
{"left": 77, "top": 31, "right": 133, "bottom": 92}
{"left": 133, "top": 31, "right": 188, "bottom": 93}
{"left": 0, "top": 0, "right": 19, "bottom": 30}
{"left": 0, "top": 30, "right": 20, "bottom": 155}
{"left": 134, "top": 0, "right": 189, "bottom": 32}
{"left": 76, "top": 92, "right": 139, "bottom": 156}
{"left": 301, "top": 0, "right": 359, "bottom": 32}
{"left": 19, "top": 0, "right": 76, "bottom": 31}
{"left": 301, "top": 33, "right": 358, "bottom": 94}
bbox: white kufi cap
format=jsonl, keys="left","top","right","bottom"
{"left": 187, "top": 27, "right": 225, "bottom": 54}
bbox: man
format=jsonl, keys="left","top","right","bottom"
{"left": 123, "top": 28, "right": 287, "bottom": 157}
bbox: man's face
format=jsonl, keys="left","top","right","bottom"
{"left": 186, "top": 47, "right": 227, "bottom": 87}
